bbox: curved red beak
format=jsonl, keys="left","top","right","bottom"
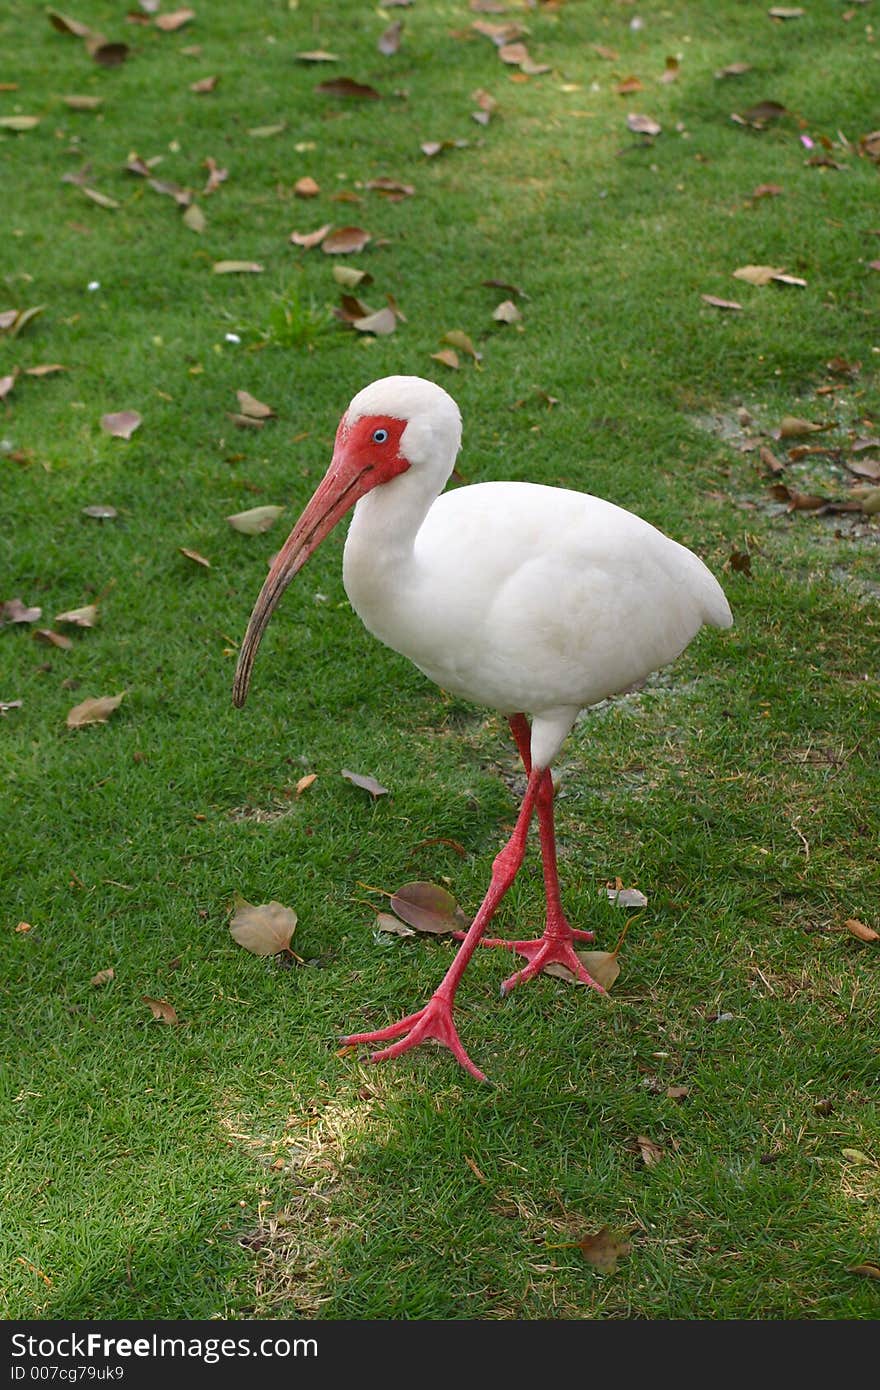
{"left": 232, "top": 432, "right": 406, "bottom": 708}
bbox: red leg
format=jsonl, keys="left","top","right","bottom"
{"left": 341, "top": 763, "right": 546, "bottom": 1081}
{"left": 469, "top": 715, "right": 602, "bottom": 995}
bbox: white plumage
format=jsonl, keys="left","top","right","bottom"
{"left": 234, "top": 375, "right": 732, "bottom": 1080}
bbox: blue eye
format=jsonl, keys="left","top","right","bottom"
{"left": 372, "top": 428, "right": 389, "bottom": 444}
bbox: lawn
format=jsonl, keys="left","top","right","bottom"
{"left": 1, "top": 0, "right": 878, "bottom": 1321}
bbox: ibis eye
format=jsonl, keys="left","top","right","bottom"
{"left": 372, "top": 428, "right": 389, "bottom": 444}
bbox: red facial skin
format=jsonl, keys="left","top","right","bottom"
{"left": 232, "top": 413, "right": 409, "bottom": 707}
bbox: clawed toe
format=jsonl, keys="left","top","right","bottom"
{"left": 341, "top": 997, "right": 489, "bottom": 1082}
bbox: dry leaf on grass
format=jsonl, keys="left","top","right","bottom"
{"left": 213, "top": 260, "right": 264, "bottom": 274}
{"left": 341, "top": 768, "right": 389, "bottom": 798}
{"left": 235, "top": 390, "right": 275, "bottom": 420}
{"left": 81, "top": 504, "right": 117, "bottom": 520}
{"left": 431, "top": 348, "right": 460, "bottom": 370}
{"left": 66, "top": 692, "right": 125, "bottom": 729}
{"left": 227, "top": 505, "right": 284, "bottom": 534}
{"left": 441, "top": 329, "right": 482, "bottom": 361}
{"left": 182, "top": 203, "right": 206, "bottom": 233}
{"left": 55, "top": 604, "right": 98, "bottom": 627}
{"left": 142, "top": 995, "right": 180, "bottom": 1024}
{"left": 389, "top": 881, "right": 469, "bottom": 935}
{"left": 294, "top": 176, "right": 320, "bottom": 198}
{"left": 34, "top": 629, "right": 73, "bottom": 651}
{"left": 317, "top": 78, "right": 381, "bottom": 101}
{"left": 290, "top": 224, "right": 331, "bottom": 249}
{"left": 90, "top": 967, "right": 115, "bottom": 986}
{"left": 492, "top": 299, "right": 521, "bottom": 323}
{"left": 1, "top": 598, "right": 42, "bottom": 625}
{"left": 179, "top": 547, "right": 211, "bottom": 568}
{"left": 848, "top": 1262, "right": 880, "bottom": 1280}
{"left": 606, "top": 881, "right": 648, "bottom": 908}
{"left": 575, "top": 1226, "right": 632, "bottom": 1273}
{"left": 352, "top": 307, "right": 397, "bottom": 336}
{"left": 229, "top": 895, "right": 298, "bottom": 956}
{"left": 844, "top": 918, "right": 878, "bottom": 943}
{"left": 627, "top": 113, "right": 661, "bottom": 136}
{"left": 630, "top": 1135, "right": 664, "bottom": 1167}
{"left": 322, "top": 226, "right": 372, "bottom": 254}
{"left": 378, "top": 21, "right": 403, "bottom": 55}
{"left": 101, "top": 410, "right": 141, "bottom": 439}
{"left": 376, "top": 911, "right": 416, "bottom": 938}
{"left": 701, "top": 294, "right": 743, "bottom": 311}
{"left": 154, "top": 8, "right": 195, "bottom": 32}
{"left": 0, "top": 115, "right": 41, "bottom": 131}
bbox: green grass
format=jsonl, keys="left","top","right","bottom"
{"left": 2, "top": 0, "right": 878, "bottom": 1321}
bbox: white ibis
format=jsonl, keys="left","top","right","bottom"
{"left": 233, "top": 375, "right": 732, "bottom": 1081}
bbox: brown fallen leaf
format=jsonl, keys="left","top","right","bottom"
{"left": 2, "top": 598, "right": 42, "bottom": 625}
{"left": 390, "top": 881, "right": 469, "bottom": 934}
{"left": 101, "top": 410, "right": 141, "bottom": 439}
{"left": 33, "top": 628, "right": 73, "bottom": 651}
{"left": 431, "top": 348, "right": 460, "bottom": 370}
{"left": 89, "top": 41, "right": 130, "bottom": 68}
{"left": 666, "top": 1085, "right": 690, "bottom": 1102}
{"left": 179, "top": 546, "right": 211, "bottom": 568}
{"left": 332, "top": 265, "right": 371, "bottom": 288}
{"left": 0, "top": 305, "right": 46, "bottom": 338}
{"left": 759, "top": 444, "right": 785, "bottom": 474}
{"left": 0, "top": 115, "right": 41, "bottom": 133}
{"left": 247, "top": 122, "right": 286, "bottom": 138}
{"left": 365, "top": 177, "right": 414, "bottom": 200}
{"left": 844, "top": 918, "right": 879, "bottom": 943}
{"left": 229, "top": 894, "right": 298, "bottom": 956}
{"left": 441, "top": 329, "right": 482, "bottom": 361}
{"left": 189, "top": 74, "right": 218, "bottom": 93}
{"left": 848, "top": 1263, "right": 880, "bottom": 1280}
{"left": 735, "top": 100, "right": 788, "bottom": 128}
{"left": 154, "top": 8, "right": 195, "bottom": 32}
{"left": 182, "top": 202, "right": 206, "bottom": 233}
{"left": 317, "top": 77, "right": 381, "bottom": 100}
{"left": 55, "top": 604, "right": 98, "bottom": 628}
{"left": 48, "top": 10, "right": 95, "bottom": 38}
{"left": 62, "top": 94, "right": 103, "bottom": 110}
{"left": 716, "top": 61, "right": 752, "bottom": 78}
{"left": 701, "top": 293, "right": 743, "bottom": 311}
{"left": 616, "top": 76, "right": 644, "bottom": 95}
{"left": 769, "top": 483, "right": 829, "bottom": 512}
{"left": 545, "top": 949, "right": 622, "bottom": 991}
{"left": 472, "top": 21, "right": 525, "bottom": 45}
{"left": 66, "top": 692, "right": 125, "bottom": 729}
{"left": 593, "top": 44, "right": 619, "bottom": 61}
{"left": 290, "top": 224, "right": 331, "bottom": 249}
{"left": 659, "top": 55, "right": 680, "bottom": 85}
{"left": 212, "top": 260, "right": 264, "bottom": 274}
{"left": 375, "top": 911, "right": 416, "bottom": 938}
{"left": 498, "top": 42, "right": 549, "bottom": 75}
{"left": 341, "top": 768, "right": 389, "bottom": 798}
{"left": 295, "top": 50, "right": 340, "bottom": 63}
{"left": 202, "top": 157, "right": 227, "bottom": 194}
{"left": 294, "top": 175, "right": 320, "bottom": 198}
{"left": 322, "top": 226, "right": 372, "bottom": 254}
{"left": 142, "top": 995, "right": 179, "bottom": 1024}
{"left": 493, "top": 299, "right": 521, "bottom": 324}
{"left": 24, "top": 363, "right": 68, "bottom": 377}
{"left": 728, "top": 548, "right": 752, "bottom": 576}
{"left": 295, "top": 773, "right": 317, "bottom": 797}
{"left": 627, "top": 113, "right": 661, "bottom": 137}
{"left": 777, "top": 416, "right": 828, "bottom": 438}
{"left": 352, "top": 307, "right": 397, "bottom": 336}
{"left": 378, "top": 21, "right": 403, "bottom": 55}
{"left": 227, "top": 505, "right": 284, "bottom": 535}
{"left": 631, "top": 1135, "right": 663, "bottom": 1168}
{"left": 575, "top": 1226, "right": 632, "bottom": 1273}
{"left": 1, "top": 701, "right": 24, "bottom": 715}
{"left": 0, "top": 373, "right": 16, "bottom": 402}
{"left": 235, "top": 390, "right": 275, "bottom": 420}
{"left": 90, "top": 967, "right": 115, "bottom": 987}
{"left": 751, "top": 183, "right": 783, "bottom": 199}
{"left": 768, "top": 6, "right": 804, "bottom": 18}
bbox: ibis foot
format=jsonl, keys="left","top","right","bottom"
{"left": 496, "top": 934, "right": 606, "bottom": 996}
{"left": 341, "top": 995, "right": 488, "bottom": 1083}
